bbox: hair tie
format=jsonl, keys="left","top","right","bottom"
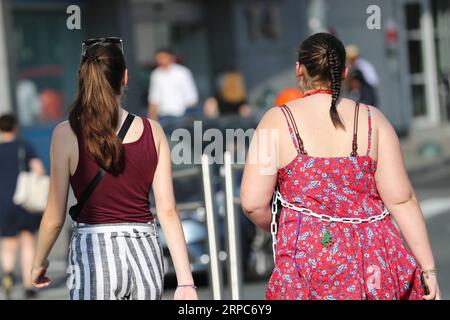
{"left": 83, "top": 54, "right": 102, "bottom": 64}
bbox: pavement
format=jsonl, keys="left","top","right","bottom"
{"left": 1, "top": 125, "right": 450, "bottom": 300}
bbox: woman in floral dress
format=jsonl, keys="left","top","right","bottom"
{"left": 241, "top": 33, "right": 440, "bottom": 300}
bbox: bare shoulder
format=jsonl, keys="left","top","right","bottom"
{"left": 145, "top": 118, "right": 163, "bottom": 133}
{"left": 52, "top": 121, "right": 76, "bottom": 141}
{"left": 366, "top": 106, "right": 393, "bottom": 130}
{"left": 257, "top": 106, "right": 285, "bottom": 129}
{"left": 145, "top": 118, "right": 166, "bottom": 144}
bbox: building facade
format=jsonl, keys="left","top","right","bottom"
{"left": 1, "top": 0, "right": 449, "bottom": 134}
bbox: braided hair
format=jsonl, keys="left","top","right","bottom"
{"left": 298, "top": 33, "right": 347, "bottom": 129}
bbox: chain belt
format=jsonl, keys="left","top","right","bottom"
{"left": 270, "top": 190, "right": 390, "bottom": 262}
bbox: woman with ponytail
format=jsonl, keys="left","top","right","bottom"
{"left": 30, "top": 38, "right": 197, "bottom": 300}
{"left": 241, "top": 33, "right": 440, "bottom": 300}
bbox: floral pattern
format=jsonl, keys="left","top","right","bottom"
{"left": 266, "top": 105, "right": 424, "bottom": 300}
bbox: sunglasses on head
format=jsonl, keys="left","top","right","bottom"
{"left": 81, "top": 37, "right": 124, "bottom": 56}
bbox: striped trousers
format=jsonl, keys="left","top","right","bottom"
{"left": 67, "top": 222, "right": 164, "bottom": 300}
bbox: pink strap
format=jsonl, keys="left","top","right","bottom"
{"left": 278, "top": 105, "right": 302, "bottom": 155}
{"left": 367, "top": 105, "right": 372, "bottom": 156}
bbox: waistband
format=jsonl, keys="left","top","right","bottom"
{"left": 72, "top": 221, "right": 158, "bottom": 236}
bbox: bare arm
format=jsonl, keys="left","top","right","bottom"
{"left": 32, "top": 123, "right": 71, "bottom": 287}
{"left": 241, "top": 108, "right": 279, "bottom": 231}
{"left": 150, "top": 120, "right": 197, "bottom": 299}
{"left": 374, "top": 109, "right": 440, "bottom": 299}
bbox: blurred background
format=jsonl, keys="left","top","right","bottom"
{"left": 0, "top": 0, "right": 449, "bottom": 300}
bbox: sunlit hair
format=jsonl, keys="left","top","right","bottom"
{"left": 69, "top": 42, "right": 126, "bottom": 174}
{"left": 298, "top": 33, "right": 347, "bottom": 129}
{"left": 220, "top": 71, "right": 247, "bottom": 104}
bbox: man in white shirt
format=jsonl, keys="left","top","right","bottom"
{"left": 346, "top": 45, "right": 379, "bottom": 87}
{"left": 148, "top": 48, "right": 199, "bottom": 122}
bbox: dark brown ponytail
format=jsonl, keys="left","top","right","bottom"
{"left": 298, "top": 33, "right": 347, "bottom": 129}
{"left": 69, "top": 42, "right": 126, "bottom": 174}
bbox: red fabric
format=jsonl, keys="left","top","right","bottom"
{"left": 70, "top": 117, "right": 157, "bottom": 224}
{"left": 266, "top": 105, "right": 425, "bottom": 300}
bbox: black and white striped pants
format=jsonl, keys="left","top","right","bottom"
{"left": 67, "top": 222, "right": 164, "bottom": 300}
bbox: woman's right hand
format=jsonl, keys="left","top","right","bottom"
{"left": 422, "top": 274, "right": 441, "bottom": 300}
{"left": 31, "top": 259, "right": 51, "bottom": 288}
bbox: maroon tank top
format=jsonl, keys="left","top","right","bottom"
{"left": 70, "top": 117, "right": 158, "bottom": 224}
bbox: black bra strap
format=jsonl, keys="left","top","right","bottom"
{"left": 117, "top": 113, "right": 135, "bottom": 142}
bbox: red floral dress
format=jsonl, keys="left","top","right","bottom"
{"left": 266, "top": 103, "right": 425, "bottom": 300}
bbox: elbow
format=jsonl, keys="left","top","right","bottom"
{"left": 391, "top": 191, "right": 417, "bottom": 207}
{"left": 41, "top": 215, "right": 65, "bottom": 232}
{"left": 242, "top": 202, "right": 260, "bottom": 217}
{"left": 241, "top": 194, "right": 265, "bottom": 217}
{"left": 157, "top": 207, "right": 179, "bottom": 220}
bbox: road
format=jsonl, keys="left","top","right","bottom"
{"left": 1, "top": 162, "right": 450, "bottom": 300}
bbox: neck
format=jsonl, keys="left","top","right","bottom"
{"left": 116, "top": 107, "right": 127, "bottom": 128}
{"left": 0, "top": 132, "right": 16, "bottom": 142}
{"left": 303, "top": 87, "right": 331, "bottom": 94}
{"left": 302, "top": 88, "right": 332, "bottom": 97}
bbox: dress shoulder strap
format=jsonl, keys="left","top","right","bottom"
{"left": 278, "top": 105, "right": 307, "bottom": 155}
{"left": 350, "top": 102, "right": 360, "bottom": 157}
{"left": 367, "top": 104, "right": 373, "bottom": 156}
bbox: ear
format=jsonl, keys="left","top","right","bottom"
{"left": 123, "top": 69, "right": 129, "bottom": 86}
{"left": 295, "top": 62, "right": 304, "bottom": 80}
{"left": 342, "top": 66, "right": 349, "bottom": 81}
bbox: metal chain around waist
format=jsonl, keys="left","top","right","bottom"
{"left": 270, "top": 190, "right": 390, "bottom": 263}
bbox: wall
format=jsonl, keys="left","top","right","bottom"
{"left": 327, "top": 0, "right": 413, "bottom": 132}
{"left": 0, "top": 0, "right": 13, "bottom": 115}
{"left": 232, "top": 0, "right": 309, "bottom": 107}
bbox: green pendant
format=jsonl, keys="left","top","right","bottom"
{"left": 320, "top": 229, "right": 333, "bottom": 248}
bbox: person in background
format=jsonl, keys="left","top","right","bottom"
{"left": 346, "top": 44, "right": 379, "bottom": 88}
{"left": 0, "top": 114, "right": 45, "bottom": 299}
{"left": 148, "top": 48, "right": 199, "bottom": 124}
{"left": 203, "top": 70, "right": 252, "bottom": 118}
{"left": 347, "top": 69, "right": 378, "bottom": 107}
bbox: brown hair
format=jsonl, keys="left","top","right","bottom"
{"left": 220, "top": 71, "right": 247, "bottom": 103}
{"left": 0, "top": 114, "right": 18, "bottom": 133}
{"left": 69, "top": 42, "right": 126, "bottom": 174}
{"left": 298, "top": 33, "right": 347, "bottom": 129}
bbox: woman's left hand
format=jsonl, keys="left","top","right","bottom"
{"left": 422, "top": 274, "right": 441, "bottom": 300}
{"left": 31, "top": 259, "right": 51, "bottom": 288}
{"left": 174, "top": 287, "right": 198, "bottom": 300}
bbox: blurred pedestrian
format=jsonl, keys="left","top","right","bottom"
{"left": 241, "top": 33, "right": 440, "bottom": 300}
{"left": 0, "top": 114, "right": 45, "bottom": 299}
{"left": 347, "top": 68, "right": 378, "bottom": 106}
{"left": 274, "top": 87, "right": 304, "bottom": 106}
{"left": 203, "top": 70, "right": 252, "bottom": 118}
{"left": 31, "top": 38, "right": 197, "bottom": 300}
{"left": 147, "top": 48, "right": 199, "bottom": 124}
{"left": 346, "top": 44, "right": 379, "bottom": 87}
